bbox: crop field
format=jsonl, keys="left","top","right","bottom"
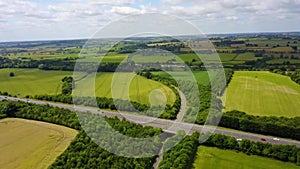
{"left": 235, "top": 52, "right": 258, "bottom": 61}
{"left": 268, "top": 47, "right": 294, "bottom": 52}
{"left": 0, "top": 69, "right": 72, "bottom": 96}
{"left": 75, "top": 72, "right": 176, "bottom": 105}
{"left": 0, "top": 118, "right": 77, "bottom": 169}
{"left": 8, "top": 53, "right": 79, "bottom": 60}
{"left": 152, "top": 70, "right": 220, "bottom": 85}
{"left": 102, "top": 54, "right": 128, "bottom": 62}
{"left": 249, "top": 38, "right": 300, "bottom": 48}
{"left": 178, "top": 53, "right": 237, "bottom": 63}
{"left": 223, "top": 71, "right": 300, "bottom": 117}
{"left": 0, "top": 69, "right": 175, "bottom": 105}
{"left": 193, "top": 146, "right": 300, "bottom": 169}
{"left": 131, "top": 55, "right": 179, "bottom": 63}
{"left": 266, "top": 59, "right": 300, "bottom": 64}
{"left": 77, "top": 54, "right": 128, "bottom": 63}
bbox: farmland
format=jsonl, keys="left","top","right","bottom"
{"left": 0, "top": 69, "right": 72, "bottom": 96}
{"left": 75, "top": 72, "right": 176, "bottom": 105}
{"left": 193, "top": 146, "right": 300, "bottom": 169}
{"left": 1, "top": 33, "right": 300, "bottom": 169}
{"left": 0, "top": 118, "right": 77, "bottom": 169}
{"left": 223, "top": 71, "right": 300, "bottom": 117}
{"left": 152, "top": 70, "right": 220, "bottom": 85}
{"left": 0, "top": 69, "right": 176, "bottom": 105}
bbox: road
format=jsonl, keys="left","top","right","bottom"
{"left": 1, "top": 95, "right": 300, "bottom": 147}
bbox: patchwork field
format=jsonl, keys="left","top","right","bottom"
{"left": 0, "top": 118, "right": 77, "bottom": 169}
{"left": 193, "top": 146, "right": 300, "bottom": 169}
{"left": 223, "top": 71, "right": 300, "bottom": 117}
{"left": 0, "top": 69, "right": 176, "bottom": 105}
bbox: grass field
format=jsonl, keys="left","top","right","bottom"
{"left": 0, "top": 118, "right": 77, "bottom": 169}
{"left": 193, "top": 146, "right": 300, "bottom": 169}
{"left": 0, "top": 69, "right": 175, "bottom": 105}
{"left": 74, "top": 72, "right": 176, "bottom": 105}
{"left": 152, "top": 70, "right": 220, "bottom": 85}
{"left": 0, "top": 69, "right": 72, "bottom": 96}
{"left": 223, "top": 71, "right": 300, "bottom": 117}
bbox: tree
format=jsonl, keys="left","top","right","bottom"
{"left": 297, "top": 151, "right": 300, "bottom": 166}
{"left": 9, "top": 72, "right": 14, "bottom": 77}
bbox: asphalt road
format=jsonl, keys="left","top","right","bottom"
{"left": 1, "top": 95, "right": 300, "bottom": 147}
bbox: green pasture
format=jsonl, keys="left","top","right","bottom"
{"left": 223, "top": 71, "right": 300, "bottom": 117}
{"left": 193, "top": 146, "right": 300, "bottom": 169}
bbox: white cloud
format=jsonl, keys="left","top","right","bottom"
{"left": 0, "top": 0, "right": 299, "bottom": 41}
{"left": 110, "top": 6, "right": 141, "bottom": 15}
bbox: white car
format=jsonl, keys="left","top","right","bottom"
{"left": 236, "top": 138, "right": 243, "bottom": 142}
{"left": 273, "top": 138, "right": 280, "bottom": 141}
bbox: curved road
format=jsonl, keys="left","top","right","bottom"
{"left": 1, "top": 95, "right": 300, "bottom": 147}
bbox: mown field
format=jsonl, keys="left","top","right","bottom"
{"left": 223, "top": 71, "right": 300, "bottom": 117}
{"left": 0, "top": 118, "right": 77, "bottom": 169}
{"left": 0, "top": 69, "right": 176, "bottom": 105}
{"left": 193, "top": 146, "right": 300, "bottom": 169}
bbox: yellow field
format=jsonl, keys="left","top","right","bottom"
{"left": 0, "top": 118, "right": 77, "bottom": 169}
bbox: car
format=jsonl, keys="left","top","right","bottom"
{"left": 260, "top": 138, "right": 266, "bottom": 141}
{"left": 273, "top": 138, "right": 280, "bottom": 141}
{"left": 236, "top": 138, "right": 243, "bottom": 142}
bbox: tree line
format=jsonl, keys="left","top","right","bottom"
{"left": 219, "top": 110, "right": 300, "bottom": 140}
{"left": 158, "top": 132, "right": 200, "bottom": 169}
{"left": 0, "top": 57, "right": 134, "bottom": 72}
{"left": 288, "top": 70, "right": 300, "bottom": 84}
{"left": 159, "top": 131, "right": 300, "bottom": 169}
{"left": 204, "top": 133, "right": 300, "bottom": 165}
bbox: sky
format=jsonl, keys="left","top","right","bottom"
{"left": 0, "top": 0, "right": 299, "bottom": 41}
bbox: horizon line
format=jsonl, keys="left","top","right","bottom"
{"left": 1, "top": 30, "right": 299, "bottom": 43}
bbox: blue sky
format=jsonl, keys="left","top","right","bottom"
{"left": 0, "top": 0, "right": 299, "bottom": 41}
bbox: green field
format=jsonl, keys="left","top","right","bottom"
{"left": 267, "top": 59, "right": 300, "bottom": 64}
{"left": 248, "top": 38, "right": 300, "bottom": 48}
{"left": 178, "top": 53, "right": 237, "bottom": 63}
{"left": 75, "top": 72, "right": 176, "bottom": 105}
{"left": 131, "top": 55, "right": 178, "bottom": 63}
{"left": 0, "top": 118, "right": 77, "bottom": 169}
{"left": 0, "top": 69, "right": 72, "bottom": 96}
{"left": 193, "top": 146, "right": 300, "bottom": 169}
{"left": 152, "top": 70, "right": 220, "bottom": 85}
{"left": 235, "top": 52, "right": 258, "bottom": 61}
{"left": 8, "top": 53, "right": 78, "bottom": 60}
{"left": 223, "top": 71, "right": 300, "bottom": 117}
{"left": 0, "top": 69, "right": 175, "bottom": 105}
